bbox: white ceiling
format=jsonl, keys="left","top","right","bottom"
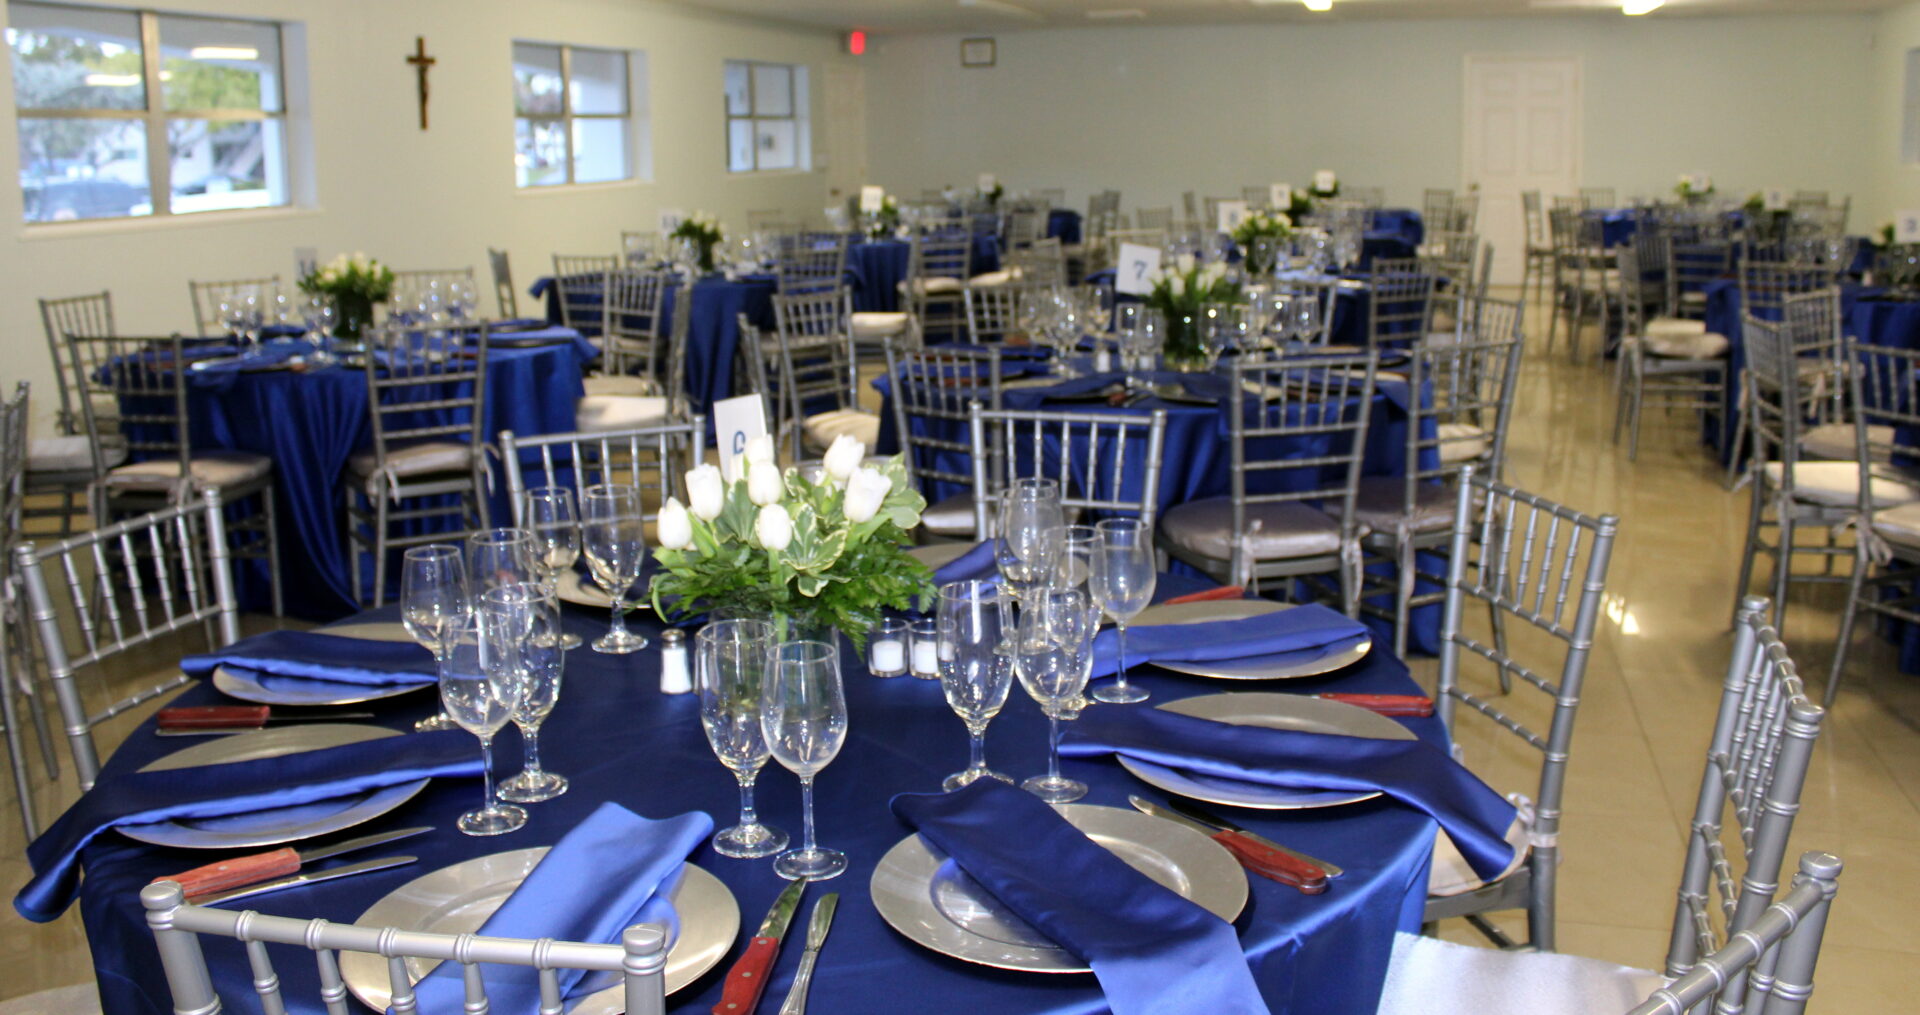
{"left": 665, "top": 0, "right": 1899, "bottom": 34}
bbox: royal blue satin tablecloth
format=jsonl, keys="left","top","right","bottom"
{"left": 1049, "top": 209, "right": 1082, "bottom": 246}
{"left": 1369, "top": 208, "right": 1424, "bottom": 253}
{"left": 72, "top": 580, "right": 1441, "bottom": 1015}
{"left": 845, "top": 236, "right": 1002, "bottom": 313}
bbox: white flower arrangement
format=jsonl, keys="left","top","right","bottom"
{"left": 297, "top": 252, "right": 394, "bottom": 302}
{"left": 1675, "top": 174, "right": 1715, "bottom": 200}
{"left": 1309, "top": 170, "right": 1340, "bottom": 199}
{"left": 1232, "top": 209, "right": 1295, "bottom": 274}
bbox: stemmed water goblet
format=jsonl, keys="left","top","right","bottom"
{"left": 1013, "top": 587, "right": 1099, "bottom": 803}
{"left": 937, "top": 580, "right": 1015, "bottom": 790}
{"left": 522, "top": 487, "right": 584, "bottom": 650}
{"left": 995, "top": 478, "right": 1064, "bottom": 605}
{"left": 1088, "top": 518, "right": 1157, "bottom": 704}
{"left": 580, "top": 484, "right": 649, "bottom": 654}
{"left": 439, "top": 603, "right": 531, "bottom": 836}
{"left": 695, "top": 619, "right": 790, "bottom": 858}
{"left": 1050, "top": 524, "right": 1097, "bottom": 591}
{"left": 303, "top": 296, "right": 336, "bottom": 365}
{"left": 491, "top": 582, "right": 569, "bottom": 804}
{"left": 400, "top": 544, "right": 469, "bottom": 733}
{"left": 761, "top": 639, "right": 849, "bottom": 881}
{"left": 467, "top": 528, "right": 535, "bottom": 595}
{"left": 1291, "top": 290, "right": 1325, "bottom": 345}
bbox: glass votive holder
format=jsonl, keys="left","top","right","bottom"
{"left": 868, "top": 618, "right": 909, "bottom": 677}
{"left": 908, "top": 618, "right": 940, "bottom": 679}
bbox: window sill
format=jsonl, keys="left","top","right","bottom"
{"left": 513, "top": 178, "right": 648, "bottom": 197}
{"left": 18, "top": 204, "right": 319, "bottom": 241}
{"left": 725, "top": 168, "right": 817, "bottom": 179}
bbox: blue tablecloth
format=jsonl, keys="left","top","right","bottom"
{"left": 1370, "top": 209, "right": 1424, "bottom": 251}
{"left": 845, "top": 236, "right": 1002, "bottom": 313}
{"left": 72, "top": 583, "right": 1440, "bottom": 1015}
{"left": 1704, "top": 280, "right": 1877, "bottom": 460}
{"left": 1048, "top": 209, "right": 1081, "bottom": 246}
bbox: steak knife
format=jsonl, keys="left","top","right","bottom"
{"left": 153, "top": 826, "right": 433, "bottom": 901}
{"left": 1164, "top": 796, "right": 1346, "bottom": 878}
{"left": 191, "top": 855, "right": 419, "bottom": 906}
{"left": 1131, "top": 795, "right": 1328, "bottom": 893}
{"left": 713, "top": 878, "right": 806, "bottom": 1015}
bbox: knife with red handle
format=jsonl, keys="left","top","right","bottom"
{"left": 1129, "top": 796, "right": 1327, "bottom": 894}
{"left": 714, "top": 878, "right": 806, "bottom": 1015}
{"left": 151, "top": 826, "right": 430, "bottom": 901}
{"left": 1162, "top": 585, "right": 1246, "bottom": 606}
{"left": 1315, "top": 693, "right": 1434, "bottom": 717}
{"left": 156, "top": 705, "right": 376, "bottom": 732}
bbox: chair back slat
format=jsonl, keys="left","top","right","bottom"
{"left": 1364, "top": 262, "right": 1437, "bottom": 348}
{"left": 551, "top": 255, "right": 619, "bottom": 334}
{"left": 360, "top": 323, "right": 490, "bottom": 461}
{"left": 500, "top": 420, "right": 706, "bottom": 529}
{"left": 38, "top": 291, "right": 115, "bottom": 435}
{"left": 775, "top": 232, "right": 849, "bottom": 295}
{"left": 2, "top": 383, "right": 28, "bottom": 538}
{"left": 488, "top": 248, "right": 518, "bottom": 319}
{"left": 1636, "top": 852, "right": 1843, "bottom": 1015}
{"left": 1228, "top": 352, "right": 1378, "bottom": 514}
{"left": 189, "top": 276, "right": 281, "bottom": 339}
{"left": 968, "top": 404, "right": 1168, "bottom": 539}
{"left": 885, "top": 340, "right": 1002, "bottom": 499}
{"left": 66, "top": 334, "right": 192, "bottom": 478}
{"left": 600, "top": 268, "right": 672, "bottom": 380}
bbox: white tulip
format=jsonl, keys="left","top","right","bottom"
{"left": 685, "top": 463, "right": 725, "bottom": 521}
{"left": 1175, "top": 253, "right": 1197, "bottom": 275}
{"left": 844, "top": 466, "right": 891, "bottom": 524}
{"left": 822, "top": 434, "right": 866, "bottom": 483}
{"left": 1168, "top": 274, "right": 1186, "bottom": 298}
{"left": 755, "top": 503, "right": 793, "bottom": 551}
{"left": 747, "top": 459, "right": 784, "bottom": 506}
{"left": 657, "top": 497, "right": 693, "bottom": 551}
{"left": 744, "top": 433, "right": 776, "bottom": 466}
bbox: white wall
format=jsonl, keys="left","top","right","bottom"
{"left": 1869, "top": 2, "right": 1920, "bottom": 232}
{"left": 0, "top": 0, "right": 854, "bottom": 430}
{"left": 863, "top": 13, "right": 1873, "bottom": 220}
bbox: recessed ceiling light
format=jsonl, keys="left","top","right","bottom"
{"left": 1621, "top": 0, "right": 1663, "bottom": 13}
{"left": 1086, "top": 7, "right": 1146, "bottom": 18}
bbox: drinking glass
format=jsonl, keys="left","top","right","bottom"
{"left": 761, "top": 639, "right": 849, "bottom": 881}
{"left": 491, "top": 583, "right": 569, "bottom": 804}
{"left": 1051, "top": 524, "right": 1097, "bottom": 590}
{"left": 440, "top": 607, "right": 530, "bottom": 836}
{"left": 1205, "top": 303, "right": 1254, "bottom": 360}
{"left": 400, "top": 544, "right": 469, "bottom": 733}
{"left": 1088, "top": 518, "right": 1157, "bottom": 704}
{"left": 1012, "top": 588, "right": 1099, "bottom": 803}
{"left": 303, "top": 296, "right": 336, "bottom": 365}
{"left": 937, "top": 580, "right": 1014, "bottom": 791}
{"left": 467, "top": 528, "right": 535, "bottom": 597}
{"left": 522, "top": 487, "right": 584, "bottom": 650}
{"left": 580, "top": 484, "right": 649, "bottom": 654}
{"left": 1291, "top": 290, "right": 1325, "bottom": 345}
{"left": 696, "top": 619, "right": 790, "bottom": 858}
{"left": 995, "top": 478, "right": 1064, "bottom": 604}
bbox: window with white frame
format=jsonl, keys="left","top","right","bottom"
{"left": 514, "top": 41, "right": 631, "bottom": 187}
{"left": 724, "top": 60, "right": 809, "bottom": 173}
{"left": 6, "top": 1, "right": 292, "bottom": 223}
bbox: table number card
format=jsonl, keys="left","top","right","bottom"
{"left": 860, "top": 185, "right": 886, "bottom": 213}
{"left": 657, "top": 208, "right": 686, "bottom": 234}
{"left": 1269, "top": 183, "right": 1293, "bottom": 211}
{"left": 1764, "top": 189, "right": 1790, "bottom": 212}
{"left": 712, "top": 394, "right": 770, "bottom": 481}
{"left": 1216, "top": 200, "right": 1250, "bottom": 234}
{"left": 1898, "top": 212, "right": 1920, "bottom": 245}
{"left": 1114, "top": 243, "right": 1162, "bottom": 296}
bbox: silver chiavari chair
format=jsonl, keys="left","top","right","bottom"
{"left": 771, "top": 288, "right": 877, "bottom": 460}
{"left": 1004, "top": 237, "right": 1066, "bottom": 288}
{"left": 775, "top": 232, "right": 849, "bottom": 296}
{"left": 34, "top": 291, "right": 122, "bottom": 534}
{"left": 1578, "top": 186, "right": 1615, "bottom": 211}
{"left": 1364, "top": 261, "right": 1438, "bottom": 350}
{"left": 1159, "top": 353, "right": 1377, "bottom": 612}
{"left": 343, "top": 323, "right": 491, "bottom": 607}
{"left": 577, "top": 273, "right": 689, "bottom": 434}
{"left": 391, "top": 268, "right": 477, "bottom": 307}
{"left": 188, "top": 276, "right": 281, "bottom": 339}
{"left": 38, "top": 291, "right": 115, "bottom": 437}
{"left": 1634, "top": 852, "right": 1842, "bottom": 1015}
{"left": 141, "top": 881, "right": 670, "bottom": 1015}
{"left": 499, "top": 419, "right": 706, "bottom": 534}
{"left": 1612, "top": 244, "right": 1730, "bottom": 461}
{"left": 1422, "top": 189, "right": 1455, "bottom": 234}
{"left": 1134, "top": 207, "right": 1173, "bottom": 231}
{"left": 1429, "top": 467, "right": 1621, "bottom": 951}
{"left": 551, "top": 255, "right": 619, "bottom": 336}
{"left": 901, "top": 228, "right": 974, "bottom": 342}
{"left": 1520, "top": 191, "right": 1555, "bottom": 310}
{"left": 0, "top": 383, "right": 59, "bottom": 837}
{"left": 1421, "top": 233, "right": 1480, "bottom": 339}
{"left": 487, "top": 248, "right": 519, "bottom": 319}
{"left": 884, "top": 339, "right": 1005, "bottom": 540}
{"left": 969, "top": 404, "right": 1168, "bottom": 541}
{"left": 15, "top": 489, "right": 240, "bottom": 796}
{"left": 963, "top": 281, "right": 1039, "bottom": 346}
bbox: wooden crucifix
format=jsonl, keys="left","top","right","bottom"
{"left": 406, "top": 36, "right": 435, "bottom": 130}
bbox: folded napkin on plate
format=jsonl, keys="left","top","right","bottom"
{"left": 931, "top": 541, "right": 999, "bottom": 586}
{"left": 17, "top": 730, "right": 480, "bottom": 922}
{"left": 411, "top": 802, "right": 713, "bottom": 1012}
{"left": 1090, "top": 603, "right": 1368, "bottom": 678}
{"left": 893, "top": 781, "right": 1265, "bottom": 1015}
{"left": 1059, "top": 707, "right": 1520, "bottom": 881}
{"left": 179, "top": 630, "right": 437, "bottom": 687}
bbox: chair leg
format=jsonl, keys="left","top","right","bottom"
{"left": 346, "top": 489, "right": 365, "bottom": 609}
{"left": 1732, "top": 480, "right": 1767, "bottom": 627}
{"left": 1769, "top": 514, "right": 1796, "bottom": 632}
{"left": 1826, "top": 547, "right": 1868, "bottom": 707}
{"left": 371, "top": 493, "right": 392, "bottom": 609}
{"left": 1393, "top": 539, "right": 1415, "bottom": 659}
{"left": 1724, "top": 380, "right": 1749, "bottom": 491}
{"left": 1528, "top": 846, "right": 1558, "bottom": 952}
{"left": 0, "top": 659, "right": 39, "bottom": 839}
{"left": 259, "top": 485, "right": 283, "bottom": 618}
{"left": 1626, "top": 367, "right": 1646, "bottom": 460}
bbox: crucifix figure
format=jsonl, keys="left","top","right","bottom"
{"left": 406, "top": 36, "right": 435, "bottom": 130}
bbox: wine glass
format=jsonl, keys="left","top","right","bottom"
{"left": 1291, "top": 290, "right": 1325, "bottom": 345}
{"left": 467, "top": 528, "right": 535, "bottom": 595}
{"left": 239, "top": 291, "right": 263, "bottom": 356}
{"left": 400, "top": 544, "right": 469, "bottom": 734}
{"left": 1012, "top": 588, "right": 1099, "bottom": 804}
{"left": 440, "top": 605, "right": 530, "bottom": 836}
{"left": 696, "top": 619, "right": 790, "bottom": 858}
{"left": 995, "top": 478, "right": 1064, "bottom": 604}
{"left": 303, "top": 296, "right": 336, "bottom": 365}
{"left": 937, "top": 580, "right": 1014, "bottom": 791}
{"left": 761, "top": 639, "right": 848, "bottom": 881}
{"left": 491, "top": 582, "right": 568, "bottom": 804}
{"left": 1051, "top": 524, "right": 1097, "bottom": 590}
{"left": 522, "top": 487, "right": 584, "bottom": 650}
{"left": 1088, "top": 518, "right": 1157, "bottom": 704}
{"left": 580, "top": 484, "right": 649, "bottom": 654}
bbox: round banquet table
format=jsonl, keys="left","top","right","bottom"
{"left": 69, "top": 577, "right": 1439, "bottom": 1015}
{"left": 845, "top": 235, "right": 1002, "bottom": 313}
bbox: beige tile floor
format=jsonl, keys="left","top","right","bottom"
{"left": 1, "top": 296, "right": 1915, "bottom": 1012}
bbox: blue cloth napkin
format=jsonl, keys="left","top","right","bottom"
{"left": 931, "top": 541, "right": 999, "bottom": 586}
{"left": 1060, "top": 707, "right": 1519, "bottom": 881}
{"left": 409, "top": 802, "right": 714, "bottom": 1013}
{"left": 17, "top": 730, "right": 481, "bottom": 922}
{"left": 1092, "top": 604, "right": 1369, "bottom": 678}
{"left": 892, "top": 781, "right": 1266, "bottom": 1015}
{"left": 179, "top": 630, "right": 437, "bottom": 687}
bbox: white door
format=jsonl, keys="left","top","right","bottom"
{"left": 823, "top": 65, "right": 868, "bottom": 209}
{"left": 1462, "top": 55, "right": 1581, "bottom": 285}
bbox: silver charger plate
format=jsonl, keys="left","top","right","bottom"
{"left": 870, "top": 804, "right": 1247, "bottom": 973}
{"left": 554, "top": 570, "right": 626, "bottom": 609}
{"left": 1128, "top": 599, "right": 1373, "bottom": 681}
{"left": 1118, "top": 692, "right": 1415, "bottom": 810}
{"left": 211, "top": 664, "right": 432, "bottom": 707}
{"left": 908, "top": 542, "right": 974, "bottom": 570}
{"left": 315, "top": 620, "right": 417, "bottom": 643}
{"left": 339, "top": 848, "right": 738, "bottom": 1013}
{"left": 120, "top": 725, "right": 430, "bottom": 849}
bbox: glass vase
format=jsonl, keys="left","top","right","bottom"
{"left": 333, "top": 292, "right": 375, "bottom": 341}
{"left": 1161, "top": 312, "right": 1216, "bottom": 373}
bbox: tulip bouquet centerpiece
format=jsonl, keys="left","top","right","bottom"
{"left": 1308, "top": 170, "right": 1341, "bottom": 201}
{"left": 670, "top": 212, "right": 726, "bottom": 274}
{"left": 650, "top": 434, "right": 935, "bottom": 648}
{"left": 1144, "top": 254, "right": 1242, "bottom": 372}
{"left": 297, "top": 252, "right": 394, "bottom": 341}
{"left": 1231, "top": 209, "right": 1295, "bottom": 276}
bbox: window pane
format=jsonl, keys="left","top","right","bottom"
{"left": 514, "top": 43, "right": 563, "bottom": 115}
{"left": 572, "top": 117, "right": 628, "bottom": 183}
{"left": 724, "top": 62, "right": 750, "bottom": 117}
{"left": 157, "top": 15, "right": 280, "bottom": 112}
{"left": 516, "top": 117, "right": 567, "bottom": 186}
{"left": 728, "top": 117, "right": 754, "bottom": 173}
{"left": 751, "top": 64, "right": 791, "bottom": 117}
{"left": 755, "top": 119, "right": 795, "bottom": 171}
{"left": 570, "top": 48, "right": 625, "bottom": 115}
{"left": 17, "top": 117, "right": 150, "bottom": 221}
{"left": 168, "top": 117, "right": 285, "bottom": 213}
{"left": 7, "top": 2, "right": 145, "bottom": 111}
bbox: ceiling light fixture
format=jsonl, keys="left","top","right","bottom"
{"left": 957, "top": 0, "right": 1043, "bottom": 21}
{"left": 1302, "top": 0, "right": 1335, "bottom": 11}
{"left": 1086, "top": 7, "right": 1146, "bottom": 19}
{"left": 189, "top": 45, "right": 258, "bottom": 60}
{"left": 1621, "top": 0, "right": 1663, "bottom": 14}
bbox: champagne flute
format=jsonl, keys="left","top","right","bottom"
{"left": 761, "top": 639, "right": 848, "bottom": 881}
{"left": 937, "top": 580, "right": 1014, "bottom": 790}
{"left": 580, "top": 484, "right": 649, "bottom": 654}
{"left": 996, "top": 478, "right": 1064, "bottom": 604}
{"left": 468, "top": 528, "right": 535, "bottom": 596}
{"left": 1013, "top": 588, "right": 1099, "bottom": 803}
{"left": 440, "top": 606, "right": 530, "bottom": 836}
{"left": 400, "top": 544, "right": 468, "bottom": 733}
{"left": 522, "top": 487, "right": 584, "bottom": 650}
{"left": 696, "top": 619, "right": 789, "bottom": 858}
{"left": 1051, "top": 524, "right": 1097, "bottom": 591}
{"left": 491, "top": 582, "right": 568, "bottom": 804}
{"left": 1088, "top": 518, "right": 1157, "bottom": 704}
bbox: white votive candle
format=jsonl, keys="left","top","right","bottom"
{"left": 911, "top": 639, "right": 939, "bottom": 677}
{"left": 871, "top": 638, "right": 905, "bottom": 674}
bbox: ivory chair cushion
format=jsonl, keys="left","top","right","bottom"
{"left": 921, "top": 491, "right": 976, "bottom": 537}
{"left": 1374, "top": 932, "right": 1662, "bottom": 1015}
{"left": 1436, "top": 423, "right": 1491, "bottom": 465}
{"left": 104, "top": 451, "right": 271, "bottom": 493}
{"left": 1762, "top": 460, "right": 1920, "bottom": 509}
{"left": 1642, "top": 330, "right": 1729, "bottom": 359}
{"left": 576, "top": 395, "right": 670, "bottom": 433}
{"left": 1160, "top": 497, "right": 1345, "bottom": 562}
{"left": 27, "top": 436, "right": 123, "bottom": 473}
{"left": 908, "top": 277, "right": 964, "bottom": 296}
{"left": 1799, "top": 422, "right": 1894, "bottom": 462}
{"left": 968, "top": 268, "right": 1022, "bottom": 287}
{"left": 850, "top": 311, "right": 910, "bottom": 340}
{"left": 802, "top": 409, "right": 880, "bottom": 450}
{"left": 1644, "top": 316, "right": 1706, "bottom": 340}
{"left": 344, "top": 442, "right": 474, "bottom": 494}
{"left": 1873, "top": 501, "right": 1920, "bottom": 551}
{"left": 581, "top": 375, "right": 658, "bottom": 398}
{"left": 1353, "top": 477, "right": 1456, "bottom": 534}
